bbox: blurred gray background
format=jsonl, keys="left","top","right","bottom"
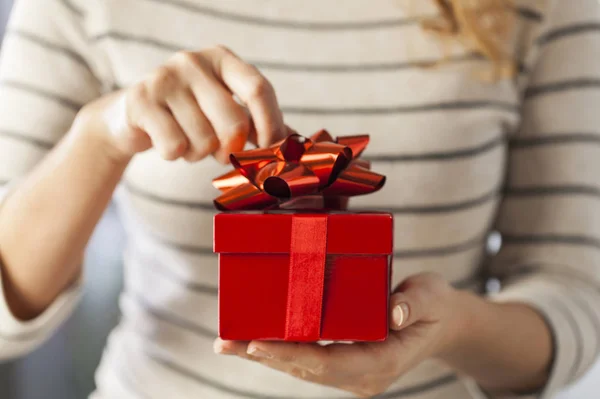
{"left": 0, "top": 1, "right": 599, "bottom": 398}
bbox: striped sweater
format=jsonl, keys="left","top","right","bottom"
{"left": 1, "top": 0, "right": 600, "bottom": 398}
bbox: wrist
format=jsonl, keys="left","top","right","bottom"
{"left": 435, "top": 289, "right": 484, "bottom": 361}
{"left": 433, "top": 292, "right": 552, "bottom": 392}
{"left": 72, "top": 95, "right": 133, "bottom": 166}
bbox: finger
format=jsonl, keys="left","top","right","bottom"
{"left": 224, "top": 339, "right": 401, "bottom": 395}
{"left": 239, "top": 105, "right": 259, "bottom": 147}
{"left": 194, "top": 81, "right": 250, "bottom": 163}
{"left": 284, "top": 125, "right": 299, "bottom": 137}
{"left": 390, "top": 274, "right": 445, "bottom": 331}
{"left": 214, "top": 339, "right": 323, "bottom": 383}
{"left": 247, "top": 123, "right": 294, "bottom": 148}
{"left": 213, "top": 338, "right": 249, "bottom": 355}
{"left": 246, "top": 341, "right": 328, "bottom": 374}
{"left": 247, "top": 341, "right": 398, "bottom": 384}
{"left": 242, "top": 352, "right": 323, "bottom": 383}
{"left": 210, "top": 46, "right": 285, "bottom": 148}
{"left": 173, "top": 51, "right": 251, "bottom": 163}
{"left": 127, "top": 84, "right": 188, "bottom": 160}
{"left": 145, "top": 65, "right": 181, "bottom": 103}
{"left": 390, "top": 296, "right": 412, "bottom": 331}
{"left": 247, "top": 120, "right": 259, "bottom": 148}
{"left": 165, "top": 89, "right": 219, "bottom": 162}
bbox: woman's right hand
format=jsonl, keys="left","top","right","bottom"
{"left": 80, "top": 45, "right": 286, "bottom": 163}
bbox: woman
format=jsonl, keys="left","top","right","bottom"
{"left": 0, "top": 0, "right": 599, "bottom": 397}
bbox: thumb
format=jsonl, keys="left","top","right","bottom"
{"left": 389, "top": 273, "right": 446, "bottom": 331}
{"left": 389, "top": 293, "right": 415, "bottom": 332}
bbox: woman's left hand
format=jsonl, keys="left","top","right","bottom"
{"left": 214, "top": 273, "right": 469, "bottom": 398}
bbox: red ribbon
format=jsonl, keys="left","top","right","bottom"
{"left": 212, "top": 130, "right": 386, "bottom": 211}
{"left": 286, "top": 214, "right": 328, "bottom": 341}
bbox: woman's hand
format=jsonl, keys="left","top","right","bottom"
{"left": 79, "top": 45, "right": 286, "bottom": 163}
{"left": 214, "top": 273, "right": 467, "bottom": 398}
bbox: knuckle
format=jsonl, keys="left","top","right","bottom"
{"left": 160, "top": 150, "right": 180, "bottom": 161}
{"left": 185, "top": 135, "right": 219, "bottom": 162}
{"left": 154, "top": 67, "right": 175, "bottom": 86}
{"left": 412, "top": 285, "right": 430, "bottom": 305}
{"left": 213, "top": 44, "right": 233, "bottom": 55}
{"left": 127, "top": 83, "right": 147, "bottom": 105}
{"left": 202, "top": 45, "right": 234, "bottom": 63}
{"left": 147, "top": 67, "right": 178, "bottom": 95}
{"left": 173, "top": 51, "right": 198, "bottom": 67}
{"left": 217, "top": 119, "right": 250, "bottom": 150}
{"left": 245, "top": 63, "right": 262, "bottom": 76}
{"left": 204, "top": 133, "right": 221, "bottom": 152}
{"left": 402, "top": 273, "right": 434, "bottom": 294}
{"left": 183, "top": 152, "right": 203, "bottom": 163}
{"left": 420, "top": 272, "right": 444, "bottom": 286}
{"left": 228, "top": 118, "right": 251, "bottom": 138}
{"left": 414, "top": 272, "right": 441, "bottom": 286}
{"left": 412, "top": 273, "right": 450, "bottom": 297}
{"left": 159, "top": 140, "right": 187, "bottom": 160}
{"left": 247, "top": 76, "right": 273, "bottom": 102}
{"left": 403, "top": 274, "right": 423, "bottom": 287}
{"left": 124, "top": 84, "right": 147, "bottom": 123}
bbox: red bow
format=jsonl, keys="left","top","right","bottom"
{"left": 212, "top": 130, "right": 386, "bottom": 211}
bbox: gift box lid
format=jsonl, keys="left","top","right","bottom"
{"left": 214, "top": 212, "right": 393, "bottom": 255}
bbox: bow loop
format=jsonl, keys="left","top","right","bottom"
{"left": 229, "top": 148, "right": 279, "bottom": 182}
{"left": 279, "top": 134, "right": 308, "bottom": 162}
{"left": 300, "top": 143, "right": 352, "bottom": 187}
{"left": 257, "top": 162, "right": 320, "bottom": 199}
{"left": 213, "top": 130, "right": 385, "bottom": 211}
{"left": 336, "top": 135, "right": 370, "bottom": 159}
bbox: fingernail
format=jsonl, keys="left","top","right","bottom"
{"left": 393, "top": 303, "right": 410, "bottom": 327}
{"left": 247, "top": 346, "right": 272, "bottom": 359}
{"left": 213, "top": 340, "right": 226, "bottom": 354}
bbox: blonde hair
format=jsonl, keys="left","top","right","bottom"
{"left": 422, "top": 0, "right": 517, "bottom": 79}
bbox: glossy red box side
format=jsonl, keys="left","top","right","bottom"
{"left": 214, "top": 212, "right": 393, "bottom": 342}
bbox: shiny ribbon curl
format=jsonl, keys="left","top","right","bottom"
{"left": 212, "top": 130, "right": 386, "bottom": 211}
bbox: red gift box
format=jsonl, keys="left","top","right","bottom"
{"left": 214, "top": 211, "right": 393, "bottom": 342}
{"left": 212, "top": 130, "right": 392, "bottom": 342}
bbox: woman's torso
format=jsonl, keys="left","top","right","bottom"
{"left": 84, "top": 0, "right": 533, "bottom": 397}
